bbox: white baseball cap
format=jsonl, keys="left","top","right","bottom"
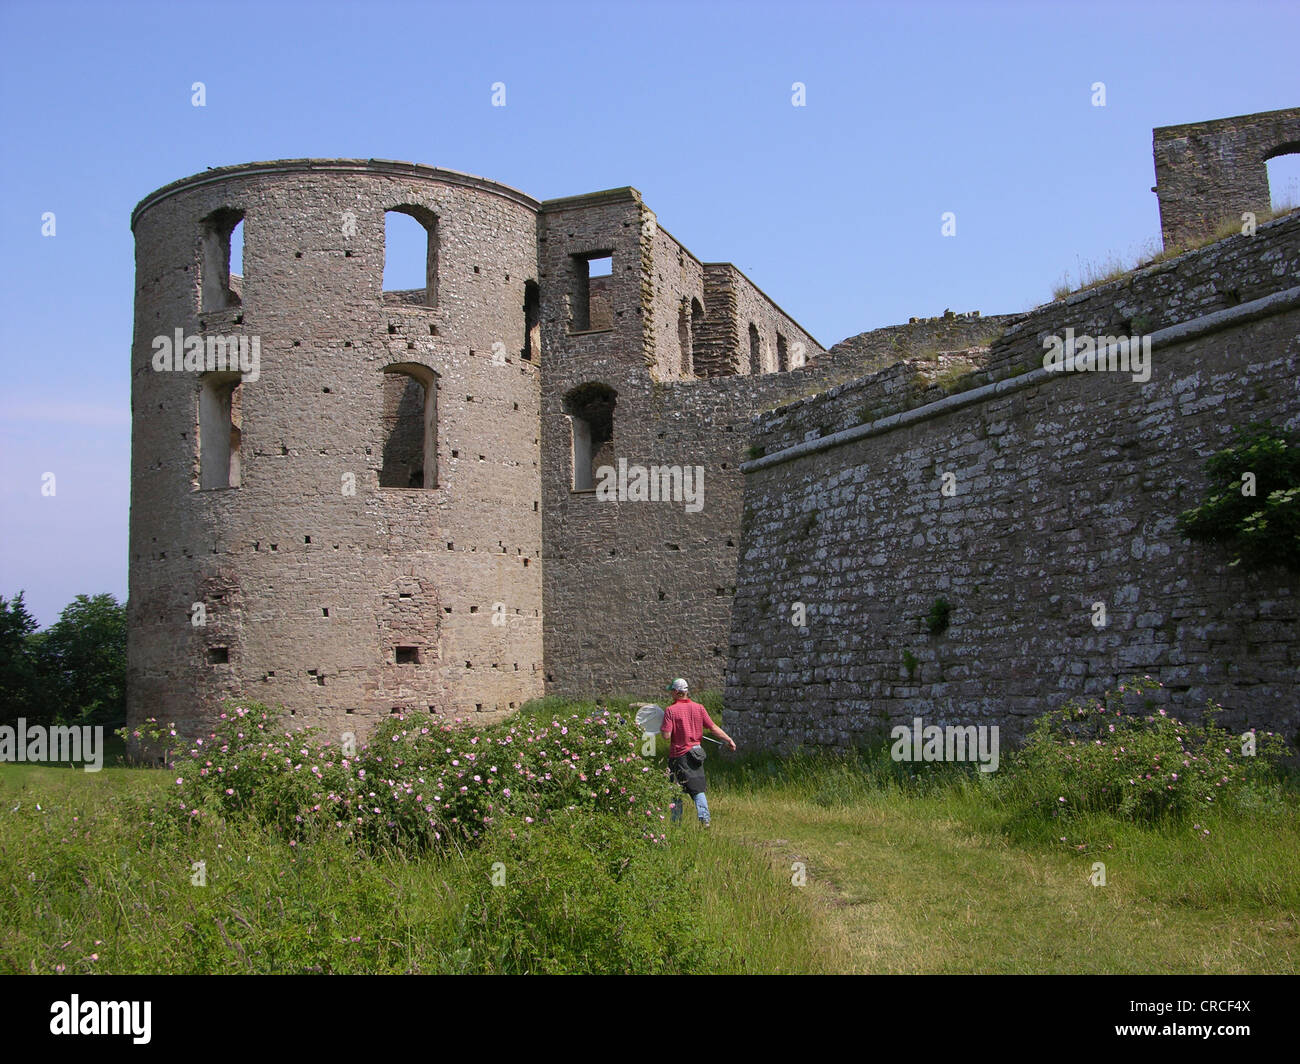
{"left": 669, "top": 678, "right": 689, "bottom": 693}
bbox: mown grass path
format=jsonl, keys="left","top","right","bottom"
{"left": 711, "top": 788, "right": 1299, "bottom": 974}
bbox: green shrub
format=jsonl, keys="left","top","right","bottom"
{"left": 1176, "top": 423, "right": 1300, "bottom": 573}
{"left": 924, "top": 597, "right": 952, "bottom": 635}
{"left": 997, "top": 676, "right": 1290, "bottom": 826}
{"left": 167, "top": 702, "right": 681, "bottom": 854}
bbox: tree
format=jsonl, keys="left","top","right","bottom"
{"left": 0, "top": 592, "right": 44, "bottom": 725}
{"left": 33, "top": 594, "right": 128, "bottom": 727}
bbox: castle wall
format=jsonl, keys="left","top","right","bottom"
{"left": 1153, "top": 107, "right": 1300, "bottom": 249}
{"left": 538, "top": 192, "right": 832, "bottom": 700}
{"left": 726, "top": 275, "right": 1300, "bottom": 750}
{"left": 128, "top": 161, "right": 543, "bottom": 741}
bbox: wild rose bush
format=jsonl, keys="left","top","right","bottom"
{"left": 999, "top": 676, "right": 1290, "bottom": 824}
{"left": 167, "top": 703, "right": 681, "bottom": 852}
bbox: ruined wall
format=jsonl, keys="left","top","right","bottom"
{"left": 718, "top": 264, "right": 824, "bottom": 375}
{"left": 646, "top": 221, "right": 707, "bottom": 379}
{"left": 1154, "top": 106, "right": 1300, "bottom": 249}
{"left": 982, "top": 212, "right": 1300, "bottom": 386}
{"left": 128, "top": 161, "right": 544, "bottom": 742}
{"left": 539, "top": 192, "right": 833, "bottom": 700}
{"left": 727, "top": 273, "right": 1300, "bottom": 751}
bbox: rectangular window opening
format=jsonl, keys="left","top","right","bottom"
{"left": 570, "top": 252, "right": 613, "bottom": 331}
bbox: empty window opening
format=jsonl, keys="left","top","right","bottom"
{"left": 1266, "top": 148, "right": 1300, "bottom": 213}
{"left": 563, "top": 382, "right": 617, "bottom": 491}
{"left": 200, "top": 208, "right": 244, "bottom": 312}
{"left": 383, "top": 205, "right": 438, "bottom": 307}
{"left": 777, "top": 332, "right": 789, "bottom": 371}
{"left": 691, "top": 298, "right": 706, "bottom": 372}
{"left": 570, "top": 252, "right": 613, "bottom": 331}
{"left": 199, "top": 373, "right": 242, "bottom": 489}
{"left": 748, "top": 323, "right": 761, "bottom": 374}
{"left": 207, "top": 647, "right": 229, "bottom": 664}
{"left": 522, "top": 280, "right": 541, "bottom": 361}
{"left": 379, "top": 363, "right": 437, "bottom": 488}
{"left": 395, "top": 646, "right": 420, "bottom": 664}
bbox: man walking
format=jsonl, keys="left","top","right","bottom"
{"left": 660, "top": 678, "right": 736, "bottom": 826}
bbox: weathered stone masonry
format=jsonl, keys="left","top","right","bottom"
{"left": 1154, "top": 106, "right": 1300, "bottom": 250}
{"left": 128, "top": 166, "right": 834, "bottom": 741}
{"left": 127, "top": 108, "right": 1299, "bottom": 748}
{"left": 726, "top": 215, "right": 1300, "bottom": 752}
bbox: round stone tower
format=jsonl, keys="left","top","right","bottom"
{"left": 127, "top": 160, "right": 543, "bottom": 743}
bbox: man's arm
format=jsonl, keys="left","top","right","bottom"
{"left": 706, "top": 721, "right": 737, "bottom": 751}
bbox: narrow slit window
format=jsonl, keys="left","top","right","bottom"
{"left": 678, "top": 302, "right": 691, "bottom": 376}
{"left": 748, "top": 323, "right": 761, "bottom": 374}
{"left": 522, "top": 280, "right": 540, "bottom": 361}
{"left": 691, "top": 298, "right": 705, "bottom": 373}
{"left": 777, "top": 332, "right": 789, "bottom": 372}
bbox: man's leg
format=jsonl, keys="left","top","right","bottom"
{"left": 694, "top": 791, "right": 710, "bottom": 825}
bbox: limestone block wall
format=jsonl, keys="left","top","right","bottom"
{"left": 727, "top": 287, "right": 1300, "bottom": 752}
{"left": 128, "top": 161, "right": 544, "bottom": 742}
{"left": 1154, "top": 107, "right": 1300, "bottom": 249}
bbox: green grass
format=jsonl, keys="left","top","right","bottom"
{"left": 0, "top": 712, "right": 838, "bottom": 974}
{"left": 3, "top": 701, "right": 1296, "bottom": 973}
{"left": 705, "top": 747, "right": 1300, "bottom": 973}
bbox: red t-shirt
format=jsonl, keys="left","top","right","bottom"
{"left": 660, "top": 698, "right": 715, "bottom": 758}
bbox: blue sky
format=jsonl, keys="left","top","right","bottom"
{"left": 1, "top": 0, "right": 1297, "bottom": 626}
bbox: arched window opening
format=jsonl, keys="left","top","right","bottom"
{"left": 200, "top": 208, "right": 244, "bottom": 312}
{"left": 522, "top": 280, "right": 541, "bottom": 362}
{"left": 563, "top": 382, "right": 617, "bottom": 492}
{"left": 748, "top": 323, "right": 761, "bottom": 375}
{"left": 380, "top": 363, "right": 437, "bottom": 488}
{"left": 383, "top": 206, "right": 438, "bottom": 307}
{"left": 1265, "top": 146, "right": 1300, "bottom": 213}
{"left": 199, "top": 373, "right": 242, "bottom": 489}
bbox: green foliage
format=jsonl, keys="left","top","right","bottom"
{"left": 1176, "top": 424, "right": 1300, "bottom": 573}
{"left": 901, "top": 649, "right": 919, "bottom": 680}
{"left": 745, "top": 444, "right": 765, "bottom": 461}
{"left": 466, "top": 809, "right": 723, "bottom": 973}
{"left": 934, "top": 361, "right": 981, "bottom": 395}
{"left": 924, "top": 597, "right": 952, "bottom": 636}
{"left": 997, "top": 676, "right": 1290, "bottom": 828}
{"left": 0, "top": 593, "right": 42, "bottom": 724}
{"left": 0, "top": 592, "right": 126, "bottom": 728}
{"left": 35, "top": 594, "right": 127, "bottom": 727}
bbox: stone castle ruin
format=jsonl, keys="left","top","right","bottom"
{"left": 127, "top": 107, "right": 1299, "bottom": 749}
